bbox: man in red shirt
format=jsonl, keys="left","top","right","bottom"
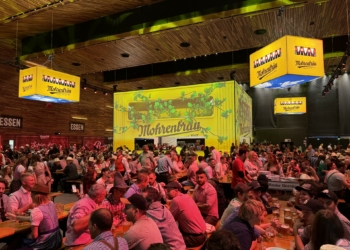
{"left": 231, "top": 148, "right": 251, "bottom": 189}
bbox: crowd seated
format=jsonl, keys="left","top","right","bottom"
{"left": 0, "top": 141, "right": 350, "bottom": 250}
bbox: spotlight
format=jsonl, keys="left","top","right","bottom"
{"left": 83, "top": 86, "right": 87, "bottom": 90}
{"left": 104, "top": 92, "right": 108, "bottom": 96}
{"left": 94, "top": 89, "right": 97, "bottom": 94}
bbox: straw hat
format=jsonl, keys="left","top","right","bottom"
{"left": 88, "top": 157, "right": 96, "bottom": 163}
{"left": 54, "top": 158, "right": 60, "bottom": 162}
{"left": 66, "top": 157, "right": 73, "bottom": 161}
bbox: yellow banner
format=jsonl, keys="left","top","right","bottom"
{"left": 235, "top": 84, "right": 252, "bottom": 144}
{"left": 286, "top": 36, "right": 324, "bottom": 76}
{"left": 250, "top": 36, "right": 287, "bottom": 87}
{"left": 19, "top": 66, "right": 80, "bottom": 103}
{"left": 274, "top": 97, "right": 306, "bottom": 114}
{"left": 113, "top": 82, "right": 246, "bottom": 151}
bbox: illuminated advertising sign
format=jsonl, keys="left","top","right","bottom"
{"left": 19, "top": 66, "right": 80, "bottom": 103}
{"left": 250, "top": 35, "right": 324, "bottom": 89}
{"left": 113, "top": 81, "right": 251, "bottom": 151}
{"left": 274, "top": 97, "right": 307, "bottom": 114}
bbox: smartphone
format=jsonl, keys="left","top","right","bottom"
{"left": 71, "top": 184, "right": 77, "bottom": 193}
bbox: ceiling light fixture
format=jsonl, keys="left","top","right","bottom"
{"left": 180, "top": 42, "right": 191, "bottom": 47}
{"left": 254, "top": 29, "right": 267, "bottom": 35}
{"left": 94, "top": 89, "right": 97, "bottom": 93}
{"left": 121, "top": 53, "right": 130, "bottom": 58}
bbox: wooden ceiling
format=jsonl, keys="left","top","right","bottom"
{"left": 1, "top": 0, "right": 349, "bottom": 92}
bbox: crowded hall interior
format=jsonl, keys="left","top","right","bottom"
{"left": 2, "top": 0, "right": 350, "bottom": 250}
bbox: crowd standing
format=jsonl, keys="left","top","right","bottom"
{"left": 0, "top": 141, "right": 349, "bottom": 249}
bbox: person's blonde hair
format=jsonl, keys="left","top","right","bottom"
{"left": 238, "top": 199, "right": 265, "bottom": 221}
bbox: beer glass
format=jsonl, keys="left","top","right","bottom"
{"left": 280, "top": 224, "right": 290, "bottom": 237}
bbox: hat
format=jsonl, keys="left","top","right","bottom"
{"left": 112, "top": 172, "right": 129, "bottom": 189}
{"left": 234, "top": 183, "right": 252, "bottom": 193}
{"left": 295, "top": 183, "right": 312, "bottom": 192}
{"left": 31, "top": 183, "right": 50, "bottom": 194}
{"left": 20, "top": 146, "right": 24, "bottom": 149}
{"left": 54, "top": 158, "right": 60, "bottom": 162}
{"left": 248, "top": 180, "right": 263, "bottom": 190}
{"left": 321, "top": 244, "right": 347, "bottom": 250}
{"left": 338, "top": 154, "right": 345, "bottom": 161}
{"left": 77, "top": 152, "right": 82, "bottom": 157}
{"left": 165, "top": 181, "right": 182, "bottom": 191}
{"left": 88, "top": 157, "right": 96, "bottom": 163}
{"left": 121, "top": 194, "right": 147, "bottom": 210}
{"left": 331, "top": 152, "right": 338, "bottom": 157}
{"left": 295, "top": 199, "right": 324, "bottom": 213}
{"left": 25, "top": 144, "right": 29, "bottom": 147}
{"left": 317, "top": 189, "right": 338, "bottom": 203}
{"left": 66, "top": 157, "right": 73, "bottom": 161}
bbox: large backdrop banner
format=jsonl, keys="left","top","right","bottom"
{"left": 113, "top": 81, "right": 252, "bottom": 151}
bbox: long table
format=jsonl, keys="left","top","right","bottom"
{"left": 219, "top": 175, "right": 299, "bottom": 191}
{"left": 0, "top": 202, "right": 75, "bottom": 239}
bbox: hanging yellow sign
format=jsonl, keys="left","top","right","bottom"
{"left": 19, "top": 66, "right": 80, "bottom": 103}
{"left": 250, "top": 35, "right": 324, "bottom": 89}
{"left": 274, "top": 97, "right": 307, "bottom": 114}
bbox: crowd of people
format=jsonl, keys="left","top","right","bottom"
{"left": 0, "top": 141, "right": 349, "bottom": 249}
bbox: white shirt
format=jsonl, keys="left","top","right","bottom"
{"left": 211, "top": 149, "right": 221, "bottom": 163}
{"left": 215, "top": 162, "right": 226, "bottom": 179}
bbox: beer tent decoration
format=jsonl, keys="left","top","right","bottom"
{"left": 113, "top": 81, "right": 252, "bottom": 151}
{"left": 274, "top": 97, "right": 307, "bottom": 115}
{"left": 19, "top": 66, "right": 80, "bottom": 103}
{"left": 249, "top": 35, "right": 324, "bottom": 89}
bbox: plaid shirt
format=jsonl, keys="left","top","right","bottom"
{"left": 82, "top": 231, "right": 128, "bottom": 250}
{"left": 102, "top": 195, "right": 126, "bottom": 227}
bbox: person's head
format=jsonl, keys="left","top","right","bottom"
{"left": 21, "top": 173, "right": 35, "bottom": 190}
{"left": 317, "top": 189, "right": 338, "bottom": 212}
{"left": 198, "top": 156, "right": 204, "bottom": 162}
{"left": 107, "top": 171, "right": 114, "bottom": 184}
{"left": 101, "top": 168, "right": 110, "bottom": 178}
{"left": 196, "top": 168, "right": 208, "bottom": 186}
{"left": 267, "top": 153, "right": 277, "bottom": 164}
{"left": 142, "top": 145, "right": 149, "bottom": 153}
{"left": 165, "top": 181, "right": 182, "bottom": 199}
{"left": 238, "top": 199, "right": 265, "bottom": 227}
{"left": 311, "top": 210, "right": 345, "bottom": 250}
{"left": 122, "top": 194, "right": 147, "bottom": 223}
{"left": 206, "top": 230, "right": 241, "bottom": 250}
{"left": 295, "top": 199, "right": 324, "bottom": 226}
{"left": 238, "top": 148, "right": 248, "bottom": 161}
{"left": 234, "top": 183, "right": 253, "bottom": 202}
{"left": 289, "top": 159, "right": 297, "bottom": 167}
{"left": 16, "top": 156, "right": 28, "bottom": 166}
{"left": 220, "top": 156, "right": 226, "bottom": 164}
{"left": 209, "top": 158, "right": 216, "bottom": 167}
{"left": 31, "top": 183, "right": 50, "bottom": 205}
{"left": 142, "top": 186, "right": 160, "bottom": 203}
{"left": 116, "top": 149, "right": 122, "bottom": 156}
{"left": 88, "top": 184, "right": 107, "bottom": 205}
{"left": 248, "top": 151, "right": 258, "bottom": 161}
{"left": 248, "top": 180, "right": 263, "bottom": 198}
{"left": 0, "top": 178, "right": 8, "bottom": 197}
{"left": 295, "top": 183, "right": 316, "bottom": 203}
{"left": 136, "top": 172, "right": 149, "bottom": 189}
{"left": 88, "top": 208, "right": 113, "bottom": 239}
{"left": 147, "top": 243, "right": 171, "bottom": 250}
{"left": 148, "top": 171, "right": 157, "bottom": 186}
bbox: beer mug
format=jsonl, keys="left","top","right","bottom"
{"left": 280, "top": 224, "right": 290, "bottom": 236}
{"left": 272, "top": 210, "right": 280, "bottom": 219}
{"left": 284, "top": 216, "right": 293, "bottom": 228}
{"left": 284, "top": 208, "right": 292, "bottom": 217}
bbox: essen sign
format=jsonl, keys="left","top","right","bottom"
{"left": 0, "top": 116, "right": 22, "bottom": 128}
